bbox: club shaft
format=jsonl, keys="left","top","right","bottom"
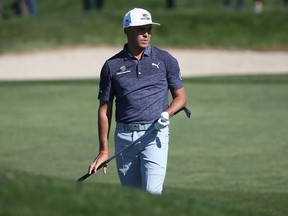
{"left": 77, "top": 128, "right": 155, "bottom": 182}
{"left": 77, "top": 106, "right": 191, "bottom": 182}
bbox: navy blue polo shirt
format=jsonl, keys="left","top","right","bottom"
{"left": 98, "top": 44, "right": 184, "bottom": 124}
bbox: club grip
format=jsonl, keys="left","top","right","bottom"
{"left": 77, "top": 160, "right": 107, "bottom": 182}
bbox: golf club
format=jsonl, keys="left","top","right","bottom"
{"left": 77, "top": 106, "right": 191, "bottom": 182}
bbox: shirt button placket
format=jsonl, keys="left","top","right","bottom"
{"left": 137, "top": 62, "right": 142, "bottom": 78}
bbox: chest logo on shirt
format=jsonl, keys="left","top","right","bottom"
{"left": 152, "top": 62, "right": 161, "bottom": 69}
{"left": 116, "top": 66, "right": 131, "bottom": 75}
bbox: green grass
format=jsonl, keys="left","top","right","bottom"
{"left": 0, "top": 75, "right": 288, "bottom": 216}
{"left": 1, "top": 172, "right": 282, "bottom": 216}
{"left": 1, "top": 0, "right": 288, "bottom": 54}
{"left": 1, "top": 1, "right": 287, "bottom": 215}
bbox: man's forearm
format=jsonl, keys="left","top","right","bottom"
{"left": 98, "top": 101, "right": 113, "bottom": 152}
{"left": 167, "top": 87, "right": 187, "bottom": 117}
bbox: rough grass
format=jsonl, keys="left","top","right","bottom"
{"left": 1, "top": 170, "right": 286, "bottom": 216}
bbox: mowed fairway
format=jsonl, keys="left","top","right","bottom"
{"left": 0, "top": 75, "right": 288, "bottom": 216}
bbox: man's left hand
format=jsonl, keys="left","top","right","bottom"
{"left": 154, "top": 111, "right": 170, "bottom": 130}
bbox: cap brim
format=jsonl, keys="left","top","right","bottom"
{"left": 152, "top": 22, "right": 161, "bottom": 26}
{"left": 124, "top": 22, "right": 161, "bottom": 29}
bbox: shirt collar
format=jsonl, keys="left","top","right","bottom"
{"left": 123, "top": 44, "right": 151, "bottom": 60}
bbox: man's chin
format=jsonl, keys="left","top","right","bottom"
{"left": 140, "top": 43, "right": 149, "bottom": 48}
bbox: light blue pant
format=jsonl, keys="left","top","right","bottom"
{"left": 114, "top": 123, "right": 169, "bottom": 194}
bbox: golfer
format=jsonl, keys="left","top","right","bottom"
{"left": 88, "top": 8, "right": 187, "bottom": 194}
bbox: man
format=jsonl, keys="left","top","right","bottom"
{"left": 0, "top": 0, "right": 3, "bottom": 20}
{"left": 83, "top": 0, "right": 104, "bottom": 11}
{"left": 254, "top": 0, "right": 263, "bottom": 13}
{"left": 88, "top": 8, "right": 186, "bottom": 194}
{"left": 166, "top": 0, "right": 175, "bottom": 9}
{"left": 223, "top": 0, "right": 245, "bottom": 11}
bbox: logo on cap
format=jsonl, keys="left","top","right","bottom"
{"left": 141, "top": 13, "right": 150, "bottom": 20}
{"left": 125, "top": 19, "right": 131, "bottom": 27}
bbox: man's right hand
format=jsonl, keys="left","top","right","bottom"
{"left": 88, "top": 152, "right": 109, "bottom": 174}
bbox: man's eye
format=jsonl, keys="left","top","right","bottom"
{"left": 137, "top": 27, "right": 145, "bottom": 32}
{"left": 137, "top": 27, "right": 152, "bottom": 32}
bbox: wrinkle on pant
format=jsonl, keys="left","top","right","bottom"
{"left": 115, "top": 127, "right": 169, "bottom": 194}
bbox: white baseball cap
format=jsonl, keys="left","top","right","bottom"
{"left": 123, "top": 8, "right": 161, "bottom": 29}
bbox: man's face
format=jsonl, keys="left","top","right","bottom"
{"left": 125, "top": 24, "right": 152, "bottom": 49}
